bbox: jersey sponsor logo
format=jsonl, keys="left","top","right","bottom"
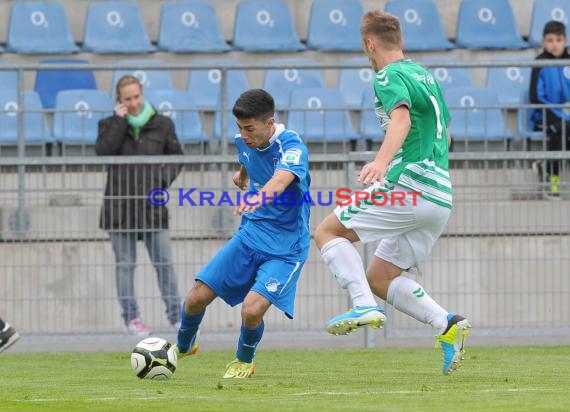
{"left": 411, "top": 72, "right": 435, "bottom": 85}
{"left": 281, "top": 148, "right": 302, "bottom": 165}
{"left": 242, "top": 151, "right": 250, "bottom": 162}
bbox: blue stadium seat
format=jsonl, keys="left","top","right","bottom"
{"left": 287, "top": 88, "right": 359, "bottom": 142}
{"left": 455, "top": 0, "right": 527, "bottom": 49}
{"left": 445, "top": 86, "right": 512, "bottom": 141}
{"left": 7, "top": 2, "right": 79, "bottom": 54}
{"left": 187, "top": 59, "right": 250, "bottom": 110}
{"left": 53, "top": 90, "right": 113, "bottom": 143}
{"left": 34, "top": 58, "right": 97, "bottom": 109}
{"left": 144, "top": 90, "right": 208, "bottom": 142}
{"left": 83, "top": 2, "right": 154, "bottom": 53}
{"left": 338, "top": 58, "right": 375, "bottom": 109}
{"left": 517, "top": 92, "right": 546, "bottom": 143}
{"left": 232, "top": 0, "right": 305, "bottom": 52}
{"left": 263, "top": 58, "right": 324, "bottom": 110}
{"left": 0, "top": 64, "right": 19, "bottom": 91}
{"left": 112, "top": 60, "right": 174, "bottom": 98}
{"left": 385, "top": 0, "right": 453, "bottom": 51}
{"left": 306, "top": 0, "right": 364, "bottom": 51}
{"left": 528, "top": 0, "right": 570, "bottom": 47}
{"left": 213, "top": 110, "right": 239, "bottom": 140}
{"left": 0, "top": 91, "right": 52, "bottom": 143}
{"left": 158, "top": 0, "right": 230, "bottom": 52}
{"left": 420, "top": 57, "right": 474, "bottom": 92}
{"left": 359, "top": 91, "right": 385, "bottom": 141}
{"left": 485, "top": 59, "right": 532, "bottom": 105}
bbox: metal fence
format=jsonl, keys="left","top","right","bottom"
{"left": 0, "top": 60, "right": 569, "bottom": 346}
{"left": 0, "top": 151, "right": 568, "bottom": 343}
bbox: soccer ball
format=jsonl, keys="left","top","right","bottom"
{"left": 130, "top": 337, "right": 178, "bottom": 380}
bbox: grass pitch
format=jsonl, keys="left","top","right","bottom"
{"left": 1, "top": 346, "right": 569, "bottom": 411}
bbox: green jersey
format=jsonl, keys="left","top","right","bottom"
{"left": 373, "top": 59, "right": 452, "bottom": 209}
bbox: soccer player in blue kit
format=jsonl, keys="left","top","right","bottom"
{"left": 175, "top": 89, "right": 311, "bottom": 378}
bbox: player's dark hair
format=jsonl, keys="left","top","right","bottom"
{"left": 232, "top": 89, "right": 275, "bottom": 121}
{"left": 543, "top": 20, "right": 566, "bottom": 37}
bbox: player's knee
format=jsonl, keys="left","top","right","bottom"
{"left": 184, "top": 287, "right": 209, "bottom": 314}
{"left": 241, "top": 302, "right": 264, "bottom": 327}
{"left": 314, "top": 215, "right": 339, "bottom": 249}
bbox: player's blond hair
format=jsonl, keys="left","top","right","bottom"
{"left": 360, "top": 11, "right": 402, "bottom": 50}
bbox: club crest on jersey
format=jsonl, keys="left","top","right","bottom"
{"left": 265, "top": 278, "right": 281, "bottom": 293}
{"left": 281, "top": 148, "right": 302, "bottom": 165}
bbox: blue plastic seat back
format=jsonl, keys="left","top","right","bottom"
{"left": 0, "top": 91, "right": 52, "bottom": 143}
{"left": 445, "top": 86, "right": 511, "bottom": 140}
{"left": 83, "top": 2, "right": 154, "bottom": 53}
{"left": 263, "top": 58, "right": 324, "bottom": 109}
{"left": 455, "top": 0, "right": 527, "bottom": 49}
{"left": 486, "top": 59, "right": 532, "bottom": 105}
{"left": 232, "top": 0, "right": 304, "bottom": 51}
{"left": 187, "top": 59, "right": 250, "bottom": 110}
{"left": 338, "top": 61, "right": 376, "bottom": 109}
{"left": 7, "top": 1, "right": 79, "bottom": 54}
{"left": 517, "top": 91, "right": 545, "bottom": 141}
{"left": 34, "top": 58, "right": 97, "bottom": 109}
{"left": 359, "top": 91, "right": 385, "bottom": 140}
{"left": 53, "top": 90, "right": 113, "bottom": 143}
{"left": 158, "top": 0, "right": 230, "bottom": 52}
{"left": 288, "top": 88, "right": 358, "bottom": 142}
{"left": 214, "top": 110, "right": 238, "bottom": 140}
{"left": 306, "top": 0, "right": 364, "bottom": 51}
{"left": 112, "top": 60, "right": 174, "bottom": 98}
{"left": 0, "top": 64, "right": 19, "bottom": 92}
{"left": 145, "top": 90, "right": 208, "bottom": 142}
{"left": 385, "top": 0, "right": 452, "bottom": 51}
{"left": 421, "top": 57, "right": 474, "bottom": 93}
{"left": 528, "top": 0, "right": 570, "bottom": 47}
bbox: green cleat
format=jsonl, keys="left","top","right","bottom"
{"left": 436, "top": 314, "right": 471, "bottom": 376}
{"left": 223, "top": 358, "right": 256, "bottom": 379}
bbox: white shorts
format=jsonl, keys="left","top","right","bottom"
{"left": 334, "top": 183, "right": 451, "bottom": 273}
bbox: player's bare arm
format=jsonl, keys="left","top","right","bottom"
{"left": 233, "top": 165, "right": 249, "bottom": 190}
{"left": 235, "top": 169, "right": 296, "bottom": 215}
{"left": 358, "top": 106, "right": 411, "bottom": 185}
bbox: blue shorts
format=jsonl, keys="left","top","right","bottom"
{"left": 195, "top": 235, "right": 305, "bottom": 319}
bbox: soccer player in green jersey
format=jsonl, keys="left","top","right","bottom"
{"left": 314, "top": 10, "right": 471, "bottom": 375}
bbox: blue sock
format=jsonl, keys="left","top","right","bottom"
{"left": 176, "top": 304, "right": 204, "bottom": 353}
{"left": 236, "top": 321, "right": 264, "bottom": 363}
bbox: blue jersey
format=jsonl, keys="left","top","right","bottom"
{"left": 234, "top": 124, "right": 311, "bottom": 260}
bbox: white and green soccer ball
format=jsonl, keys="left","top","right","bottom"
{"left": 130, "top": 337, "right": 178, "bottom": 380}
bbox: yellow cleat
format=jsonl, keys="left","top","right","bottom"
{"left": 173, "top": 341, "right": 199, "bottom": 359}
{"left": 549, "top": 175, "right": 560, "bottom": 196}
{"left": 435, "top": 314, "right": 471, "bottom": 375}
{"left": 223, "top": 359, "right": 256, "bottom": 379}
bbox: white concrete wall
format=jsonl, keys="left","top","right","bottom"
{"left": 0, "top": 167, "right": 569, "bottom": 335}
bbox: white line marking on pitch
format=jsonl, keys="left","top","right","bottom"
{"left": 291, "top": 388, "right": 557, "bottom": 396}
{"left": 13, "top": 388, "right": 558, "bottom": 403}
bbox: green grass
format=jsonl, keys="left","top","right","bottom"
{"left": 1, "top": 346, "right": 569, "bottom": 411}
